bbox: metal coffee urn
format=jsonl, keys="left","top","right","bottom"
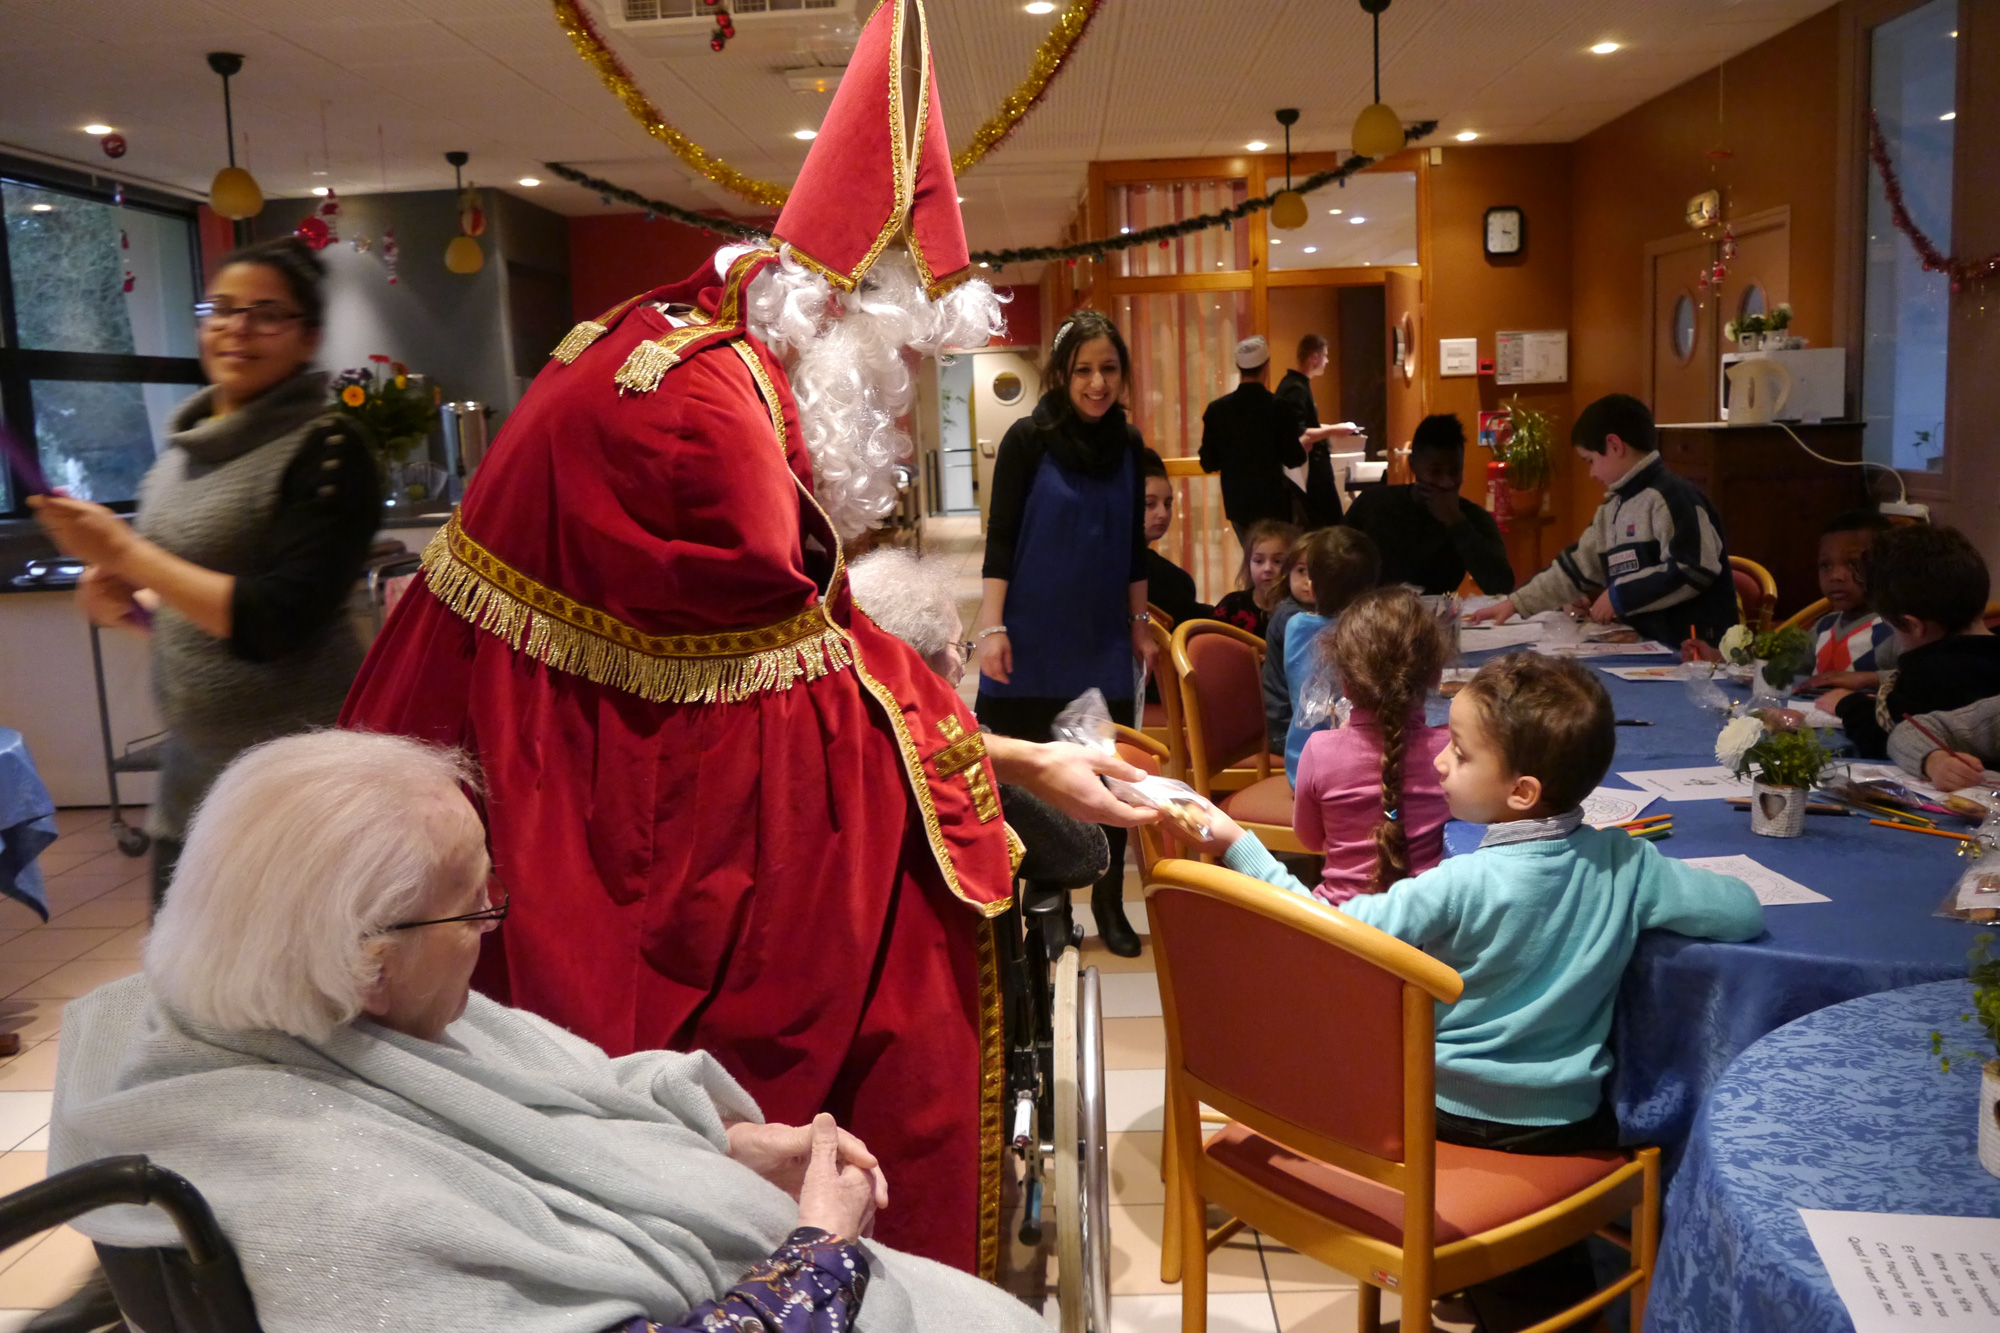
{"left": 439, "top": 401, "right": 490, "bottom": 502}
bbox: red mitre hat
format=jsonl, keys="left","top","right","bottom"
{"left": 772, "top": 0, "right": 969, "bottom": 299}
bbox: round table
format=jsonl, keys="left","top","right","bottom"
{"left": 1448, "top": 646, "right": 1981, "bottom": 1166}
{"left": 1645, "top": 979, "right": 2000, "bottom": 1332}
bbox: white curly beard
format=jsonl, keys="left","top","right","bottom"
{"left": 746, "top": 246, "right": 1005, "bottom": 541}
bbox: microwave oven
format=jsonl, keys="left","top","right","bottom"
{"left": 1718, "top": 348, "right": 1846, "bottom": 423}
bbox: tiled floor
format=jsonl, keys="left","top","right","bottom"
{"left": 0, "top": 806, "right": 149, "bottom": 1330}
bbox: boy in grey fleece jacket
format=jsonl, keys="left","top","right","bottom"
{"left": 1888, "top": 693, "right": 2000, "bottom": 792}
{"left": 1468, "top": 394, "right": 1738, "bottom": 648}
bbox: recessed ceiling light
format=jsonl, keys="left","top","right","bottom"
{"left": 1246, "top": 140, "right": 1267, "bottom": 152}
{"left": 978, "top": 261, "right": 990, "bottom": 268}
{"left": 83, "top": 124, "right": 114, "bottom": 136}
{"left": 1024, "top": 1, "right": 1055, "bottom": 12}
{"left": 1350, "top": 216, "right": 1366, "bottom": 224}
{"left": 793, "top": 129, "right": 817, "bottom": 140}
{"left": 1120, "top": 226, "right": 1131, "bottom": 234}
{"left": 518, "top": 177, "right": 541, "bottom": 187}
{"left": 1215, "top": 260, "right": 1224, "bottom": 268}
{"left": 1941, "top": 111, "right": 1957, "bottom": 121}
{"left": 1328, "top": 208, "right": 1343, "bottom": 215}
{"left": 311, "top": 186, "right": 330, "bottom": 197}
{"left": 956, "top": 194, "right": 964, "bottom": 202}
{"left": 1362, "top": 260, "right": 1372, "bottom": 266}
{"left": 1949, "top": 29, "right": 1958, "bottom": 37}
{"left": 1270, "top": 236, "right": 1282, "bottom": 244}
{"left": 1455, "top": 131, "right": 1479, "bottom": 142}
{"left": 1590, "top": 41, "right": 1620, "bottom": 55}
{"left": 29, "top": 203, "right": 53, "bottom": 212}
{"left": 1302, "top": 246, "right": 1318, "bottom": 254}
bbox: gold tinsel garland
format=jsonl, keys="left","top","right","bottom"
{"left": 548, "top": 0, "right": 1102, "bottom": 210}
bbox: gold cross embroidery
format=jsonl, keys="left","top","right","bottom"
{"left": 933, "top": 717, "right": 1000, "bottom": 823}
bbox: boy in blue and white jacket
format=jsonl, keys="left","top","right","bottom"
{"left": 1198, "top": 652, "right": 1764, "bottom": 1151}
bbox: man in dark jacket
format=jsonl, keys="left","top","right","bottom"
{"left": 1198, "top": 335, "right": 1308, "bottom": 544}
{"left": 1274, "top": 333, "right": 1354, "bottom": 529}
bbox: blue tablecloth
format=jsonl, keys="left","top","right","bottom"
{"left": 1646, "top": 979, "right": 2000, "bottom": 1332}
{"left": 0, "top": 726, "right": 56, "bottom": 919}
{"left": 1449, "top": 649, "right": 1979, "bottom": 1166}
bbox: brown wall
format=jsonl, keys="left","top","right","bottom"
{"left": 1268, "top": 285, "right": 1342, "bottom": 421}
{"left": 1420, "top": 143, "right": 1576, "bottom": 576}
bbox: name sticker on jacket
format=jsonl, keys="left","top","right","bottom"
{"left": 1607, "top": 549, "right": 1641, "bottom": 578}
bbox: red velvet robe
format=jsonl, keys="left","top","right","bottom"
{"left": 340, "top": 250, "right": 1014, "bottom": 1275}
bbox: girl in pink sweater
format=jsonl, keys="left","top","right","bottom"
{"left": 1293, "top": 588, "right": 1453, "bottom": 905}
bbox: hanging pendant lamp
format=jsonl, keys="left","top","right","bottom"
{"left": 1351, "top": 0, "right": 1406, "bottom": 160}
{"left": 206, "top": 53, "right": 264, "bottom": 220}
{"left": 1269, "top": 108, "right": 1307, "bottom": 230}
{"left": 443, "top": 151, "right": 485, "bottom": 275}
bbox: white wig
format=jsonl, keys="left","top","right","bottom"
{"left": 748, "top": 245, "right": 1004, "bottom": 540}
{"left": 847, "top": 546, "right": 962, "bottom": 674}
{"left": 146, "top": 730, "right": 482, "bottom": 1043}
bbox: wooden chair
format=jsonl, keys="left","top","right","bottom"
{"left": 1776, "top": 596, "right": 1829, "bottom": 634}
{"left": 1169, "top": 620, "right": 1306, "bottom": 855}
{"left": 1146, "top": 859, "right": 1662, "bottom": 1333}
{"left": 1729, "top": 556, "right": 1778, "bottom": 633}
{"left": 1110, "top": 724, "right": 1178, "bottom": 878}
{"left": 1143, "top": 614, "right": 1181, "bottom": 762}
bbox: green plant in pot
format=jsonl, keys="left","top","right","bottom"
{"left": 332, "top": 356, "right": 442, "bottom": 503}
{"left": 1931, "top": 933, "right": 2000, "bottom": 1178}
{"left": 1716, "top": 711, "right": 1832, "bottom": 837}
{"left": 1718, "top": 623, "right": 1813, "bottom": 693}
{"left": 1497, "top": 398, "right": 1554, "bottom": 519}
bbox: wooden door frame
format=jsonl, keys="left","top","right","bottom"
{"left": 1642, "top": 204, "right": 1789, "bottom": 416}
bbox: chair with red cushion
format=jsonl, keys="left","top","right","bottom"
{"left": 1169, "top": 621, "right": 1305, "bottom": 855}
{"left": 1147, "top": 858, "right": 1661, "bottom": 1333}
{"left": 1729, "top": 556, "right": 1777, "bottom": 633}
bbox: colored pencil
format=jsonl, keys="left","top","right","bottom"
{"left": 1631, "top": 826, "right": 1672, "bottom": 841}
{"left": 1869, "top": 818, "right": 1975, "bottom": 842}
{"left": 1617, "top": 814, "right": 1672, "bottom": 830}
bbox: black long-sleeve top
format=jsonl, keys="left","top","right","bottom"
{"left": 226, "top": 423, "right": 382, "bottom": 663}
{"left": 1342, "top": 484, "right": 1515, "bottom": 596}
{"left": 1834, "top": 633, "right": 2000, "bottom": 759}
{"left": 1197, "top": 381, "right": 1307, "bottom": 528}
{"left": 980, "top": 402, "right": 1148, "bottom": 586}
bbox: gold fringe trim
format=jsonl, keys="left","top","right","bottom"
{"left": 421, "top": 514, "right": 851, "bottom": 705}
{"left": 551, "top": 320, "right": 607, "bottom": 365}
{"left": 976, "top": 917, "right": 1006, "bottom": 1282}
{"left": 614, "top": 339, "right": 681, "bottom": 395}
{"left": 613, "top": 249, "right": 770, "bottom": 395}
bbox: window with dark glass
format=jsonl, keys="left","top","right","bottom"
{"left": 0, "top": 162, "right": 205, "bottom": 514}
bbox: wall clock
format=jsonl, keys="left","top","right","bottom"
{"left": 1483, "top": 206, "right": 1524, "bottom": 258}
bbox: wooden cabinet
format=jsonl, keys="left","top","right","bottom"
{"left": 1655, "top": 422, "right": 1867, "bottom": 620}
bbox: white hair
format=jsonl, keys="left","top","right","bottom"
{"left": 847, "top": 546, "right": 962, "bottom": 673}
{"left": 748, "top": 245, "right": 1004, "bottom": 540}
{"left": 146, "top": 730, "right": 482, "bottom": 1043}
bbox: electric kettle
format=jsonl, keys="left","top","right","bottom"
{"left": 1725, "top": 357, "right": 1792, "bottom": 425}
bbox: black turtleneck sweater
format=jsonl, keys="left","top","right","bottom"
{"left": 981, "top": 393, "right": 1149, "bottom": 585}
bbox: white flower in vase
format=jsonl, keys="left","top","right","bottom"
{"left": 1716, "top": 715, "right": 1766, "bottom": 772}
{"left": 1718, "top": 624, "right": 1755, "bottom": 664}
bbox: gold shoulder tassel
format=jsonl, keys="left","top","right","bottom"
{"left": 614, "top": 340, "right": 680, "bottom": 395}
{"left": 550, "top": 320, "right": 607, "bottom": 365}
{"left": 1004, "top": 824, "right": 1026, "bottom": 876}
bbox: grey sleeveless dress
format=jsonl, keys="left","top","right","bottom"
{"left": 135, "top": 372, "right": 369, "bottom": 837}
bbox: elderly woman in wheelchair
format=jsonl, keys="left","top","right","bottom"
{"left": 46, "top": 729, "right": 1044, "bottom": 1333}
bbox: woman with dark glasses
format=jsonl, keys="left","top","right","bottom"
{"left": 32, "top": 236, "right": 380, "bottom": 911}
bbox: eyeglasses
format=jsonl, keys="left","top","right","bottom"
{"left": 385, "top": 878, "right": 509, "bottom": 932}
{"left": 955, "top": 640, "right": 977, "bottom": 659}
{"left": 193, "top": 299, "right": 305, "bottom": 335}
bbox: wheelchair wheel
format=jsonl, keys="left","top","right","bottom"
{"left": 1052, "top": 947, "right": 1111, "bottom": 1332}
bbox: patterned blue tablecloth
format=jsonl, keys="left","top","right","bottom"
{"left": 1645, "top": 979, "right": 2000, "bottom": 1332}
{"left": 0, "top": 726, "right": 56, "bottom": 919}
{"left": 1448, "top": 649, "right": 1979, "bottom": 1166}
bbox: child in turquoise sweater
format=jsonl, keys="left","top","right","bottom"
{"left": 1195, "top": 651, "right": 1764, "bottom": 1148}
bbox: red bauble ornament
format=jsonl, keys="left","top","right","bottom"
{"left": 101, "top": 133, "right": 127, "bottom": 159}
{"left": 294, "top": 215, "right": 332, "bottom": 250}
{"left": 710, "top": 34, "right": 725, "bottom": 50}
{"left": 122, "top": 268, "right": 135, "bottom": 293}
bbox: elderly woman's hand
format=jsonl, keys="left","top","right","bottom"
{"left": 984, "top": 737, "right": 1161, "bottom": 829}
{"left": 727, "top": 1118, "right": 888, "bottom": 1213}
{"left": 29, "top": 495, "right": 139, "bottom": 575}
{"left": 795, "top": 1114, "right": 881, "bottom": 1240}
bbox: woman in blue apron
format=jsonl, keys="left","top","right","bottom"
{"left": 974, "top": 311, "right": 1157, "bottom": 956}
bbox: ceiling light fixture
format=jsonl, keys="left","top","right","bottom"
{"left": 519, "top": 177, "right": 541, "bottom": 187}
{"left": 1350, "top": 216, "right": 1367, "bottom": 224}
{"left": 444, "top": 151, "right": 485, "bottom": 275}
{"left": 29, "top": 203, "right": 53, "bottom": 213}
{"left": 1328, "top": 208, "right": 1343, "bottom": 215}
{"left": 1245, "top": 139, "right": 1267, "bottom": 152}
{"left": 1590, "top": 41, "right": 1620, "bottom": 55}
{"left": 1352, "top": 0, "right": 1405, "bottom": 158}
{"left": 1941, "top": 111, "right": 1957, "bottom": 121}
{"left": 1303, "top": 246, "right": 1318, "bottom": 254}
{"left": 794, "top": 129, "right": 818, "bottom": 140}
{"left": 311, "top": 186, "right": 330, "bottom": 197}
{"left": 205, "top": 52, "right": 264, "bottom": 220}
{"left": 83, "top": 124, "right": 114, "bottom": 136}
{"left": 1270, "top": 237, "right": 1282, "bottom": 244}
{"left": 1270, "top": 108, "right": 1308, "bottom": 229}
{"left": 1455, "top": 131, "right": 1479, "bottom": 142}
{"left": 1025, "top": 1, "right": 1056, "bottom": 12}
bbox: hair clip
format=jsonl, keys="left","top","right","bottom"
{"left": 1053, "top": 317, "right": 1077, "bottom": 347}
{"left": 1385, "top": 808, "right": 1401, "bottom": 821}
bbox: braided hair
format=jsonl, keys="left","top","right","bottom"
{"left": 1327, "top": 588, "right": 1450, "bottom": 893}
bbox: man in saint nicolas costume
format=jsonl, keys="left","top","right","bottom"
{"left": 344, "top": 0, "right": 1026, "bottom": 1275}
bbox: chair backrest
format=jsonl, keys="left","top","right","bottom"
{"left": 1171, "top": 620, "right": 1268, "bottom": 797}
{"left": 1776, "top": 596, "right": 1830, "bottom": 634}
{"left": 1111, "top": 724, "right": 1177, "bottom": 875}
{"left": 1146, "top": 859, "right": 1461, "bottom": 1184}
{"left": 1148, "top": 602, "right": 1175, "bottom": 631}
{"left": 1729, "top": 556, "right": 1778, "bottom": 633}
{"left": 1146, "top": 616, "right": 1188, "bottom": 777}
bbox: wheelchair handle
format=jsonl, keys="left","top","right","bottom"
{"left": 0, "top": 1154, "right": 231, "bottom": 1264}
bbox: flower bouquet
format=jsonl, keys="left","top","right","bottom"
{"left": 1717, "top": 712, "right": 1833, "bottom": 837}
{"left": 1931, "top": 933, "right": 2000, "bottom": 1176}
{"left": 332, "top": 355, "right": 440, "bottom": 500}
{"left": 1717, "top": 623, "right": 1813, "bottom": 697}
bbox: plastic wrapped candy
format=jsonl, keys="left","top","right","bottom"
{"left": 1051, "top": 688, "right": 1223, "bottom": 842}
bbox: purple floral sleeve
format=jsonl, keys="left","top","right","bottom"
{"left": 613, "top": 1228, "right": 870, "bottom": 1333}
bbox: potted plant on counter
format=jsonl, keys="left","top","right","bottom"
{"left": 1497, "top": 398, "right": 1554, "bottom": 520}
{"left": 333, "top": 356, "right": 442, "bottom": 506}
{"left": 1718, "top": 623, "right": 1814, "bottom": 702}
{"left": 1717, "top": 711, "right": 1832, "bottom": 837}
{"left": 1724, "top": 312, "right": 1767, "bottom": 353}
{"left": 1764, "top": 302, "right": 1794, "bottom": 350}
{"left": 1931, "top": 933, "right": 2000, "bottom": 1178}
